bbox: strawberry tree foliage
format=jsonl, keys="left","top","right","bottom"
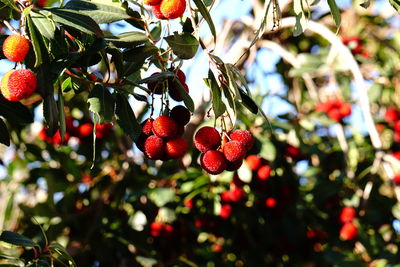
{"left": 0, "top": 0, "right": 400, "bottom": 266}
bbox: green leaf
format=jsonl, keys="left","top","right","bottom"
{"left": 43, "top": 94, "right": 59, "bottom": 136}
{"left": 88, "top": 84, "right": 115, "bottom": 123}
{"left": 105, "top": 32, "right": 148, "bottom": 48}
{"left": 389, "top": 0, "right": 400, "bottom": 11}
{"left": 0, "top": 118, "right": 10, "bottom": 146}
{"left": 0, "top": 95, "right": 34, "bottom": 124}
{"left": 0, "top": 231, "right": 38, "bottom": 247}
{"left": 205, "top": 71, "right": 225, "bottom": 118}
{"left": 224, "top": 64, "right": 242, "bottom": 102}
{"left": 58, "top": 84, "right": 66, "bottom": 141}
{"left": 26, "top": 15, "right": 43, "bottom": 67}
{"left": 174, "top": 80, "right": 195, "bottom": 113}
{"left": 49, "top": 242, "right": 77, "bottom": 267}
{"left": 30, "top": 10, "right": 56, "bottom": 40}
{"left": 248, "top": 0, "right": 274, "bottom": 48}
{"left": 49, "top": 8, "right": 103, "bottom": 37}
{"left": 65, "top": 0, "right": 131, "bottom": 23}
{"left": 0, "top": 0, "right": 19, "bottom": 11}
{"left": 327, "top": 0, "right": 341, "bottom": 28}
{"left": 165, "top": 32, "right": 199, "bottom": 60}
{"left": 115, "top": 94, "right": 141, "bottom": 141}
{"left": 193, "top": 0, "right": 216, "bottom": 43}
{"left": 239, "top": 90, "right": 258, "bottom": 114}
{"left": 123, "top": 44, "right": 158, "bottom": 62}
{"left": 294, "top": 10, "right": 307, "bottom": 37}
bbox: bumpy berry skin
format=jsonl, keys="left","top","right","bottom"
{"left": 200, "top": 150, "right": 227, "bottom": 175}
{"left": 1, "top": 69, "right": 37, "bottom": 101}
{"left": 3, "top": 35, "right": 30, "bottom": 62}
{"left": 151, "top": 5, "right": 166, "bottom": 19}
{"left": 223, "top": 140, "right": 246, "bottom": 162}
{"left": 340, "top": 222, "right": 358, "bottom": 241}
{"left": 246, "top": 155, "right": 262, "bottom": 171}
{"left": 169, "top": 83, "right": 189, "bottom": 102}
{"left": 144, "top": 135, "right": 165, "bottom": 160}
{"left": 339, "top": 207, "right": 356, "bottom": 223}
{"left": 141, "top": 118, "right": 154, "bottom": 136}
{"left": 143, "top": 0, "right": 162, "bottom": 5}
{"left": 160, "top": 0, "right": 186, "bottom": 19}
{"left": 229, "top": 130, "right": 254, "bottom": 151}
{"left": 152, "top": 115, "right": 177, "bottom": 138}
{"left": 194, "top": 126, "right": 221, "bottom": 153}
{"left": 165, "top": 137, "right": 187, "bottom": 159}
{"left": 170, "top": 105, "right": 191, "bottom": 125}
{"left": 257, "top": 165, "right": 271, "bottom": 180}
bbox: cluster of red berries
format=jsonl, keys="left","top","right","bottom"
{"left": 338, "top": 206, "right": 358, "bottom": 241}
{"left": 136, "top": 105, "right": 190, "bottom": 160}
{"left": 245, "top": 155, "right": 272, "bottom": 180}
{"left": 36, "top": 0, "right": 48, "bottom": 7}
{"left": 342, "top": 36, "right": 369, "bottom": 58}
{"left": 1, "top": 34, "right": 37, "bottom": 102}
{"left": 38, "top": 117, "right": 113, "bottom": 145}
{"left": 148, "top": 69, "right": 189, "bottom": 102}
{"left": 316, "top": 98, "right": 352, "bottom": 122}
{"left": 150, "top": 221, "right": 174, "bottom": 238}
{"left": 193, "top": 127, "right": 254, "bottom": 175}
{"left": 143, "top": 0, "right": 186, "bottom": 20}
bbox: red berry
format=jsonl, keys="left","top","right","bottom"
{"left": 229, "top": 130, "right": 254, "bottom": 151}
{"left": 170, "top": 105, "right": 190, "bottom": 125}
{"left": 285, "top": 145, "right": 302, "bottom": 160}
{"left": 257, "top": 165, "right": 271, "bottom": 180}
{"left": 150, "top": 222, "right": 163, "bottom": 237}
{"left": 151, "top": 4, "right": 166, "bottom": 19}
{"left": 339, "top": 103, "right": 352, "bottom": 117}
{"left": 147, "top": 72, "right": 164, "bottom": 93}
{"left": 95, "top": 123, "right": 113, "bottom": 139}
{"left": 163, "top": 224, "right": 174, "bottom": 237}
{"left": 340, "top": 222, "right": 358, "bottom": 241}
{"left": 184, "top": 198, "right": 193, "bottom": 209}
{"left": 246, "top": 155, "right": 262, "bottom": 170}
{"left": 79, "top": 123, "right": 94, "bottom": 139}
{"left": 393, "top": 174, "right": 400, "bottom": 185}
{"left": 52, "top": 130, "right": 70, "bottom": 145}
{"left": 200, "top": 150, "right": 227, "bottom": 175}
{"left": 169, "top": 83, "right": 189, "bottom": 102}
{"left": 212, "top": 243, "right": 223, "bottom": 253}
{"left": 2, "top": 35, "right": 30, "bottom": 62}
{"left": 141, "top": 118, "right": 154, "bottom": 136}
{"left": 1, "top": 69, "right": 37, "bottom": 101}
{"left": 160, "top": 0, "right": 186, "bottom": 19}
{"left": 265, "top": 197, "right": 277, "bottom": 208}
{"left": 144, "top": 135, "right": 165, "bottom": 160}
{"left": 385, "top": 108, "right": 399, "bottom": 124}
{"left": 165, "top": 137, "right": 187, "bottom": 159}
{"left": 194, "top": 126, "right": 221, "bottom": 152}
{"left": 152, "top": 116, "right": 177, "bottom": 138}
{"left": 327, "top": 109, "right": 342, "bottom": 122}
{"left": 219, "top": 204, "right": 232, "bottom": 219}
{"left": 339, "top": 207, "right": 356, "bottom": 223}
{"left": 223, "top": 140, "right": 246, "bottom": 162}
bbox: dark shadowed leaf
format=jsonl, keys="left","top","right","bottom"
{"left": 0, "top": 95, "right": 33, "bottom": 124}
{"left": 0, "top": 118, "right": 10, "bottom": 146}
{"left": 88, "top": 84, "right": 115, "bottom": 123}
{"left": 174, "top": 80, "right": 195, "bottom": 112}
{"left": 105, "top": 32, "right": 148, "bottom": 48}
{"left": 327, "top": 0, "right": 341, "bottom": 28}
{"left": 30, "top": 10, "right": 56, "bottom": 40}
{"left": 115, "top": 94, "right": 141, "bottom": 141}
{"left": 193, "top": 0, "right": 216, "bottom": 43}
{"left": 0, "top": 231, "right": 38, "bottom": 247}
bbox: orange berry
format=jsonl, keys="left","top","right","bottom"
{"left": 160, "top": 0, "right": 186, "bottom": 19}
{"left": 1, "top": 69, "right": 37, "bottom": 101}
{"left": 3, "top": 35, "right": 30, "bottom": 62}
{"left": 143, "top": 0, "right": 162, "bottom": 5}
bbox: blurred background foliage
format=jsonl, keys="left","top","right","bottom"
{"left": 0, "top": 0, "right": 400, "bottom": 266}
